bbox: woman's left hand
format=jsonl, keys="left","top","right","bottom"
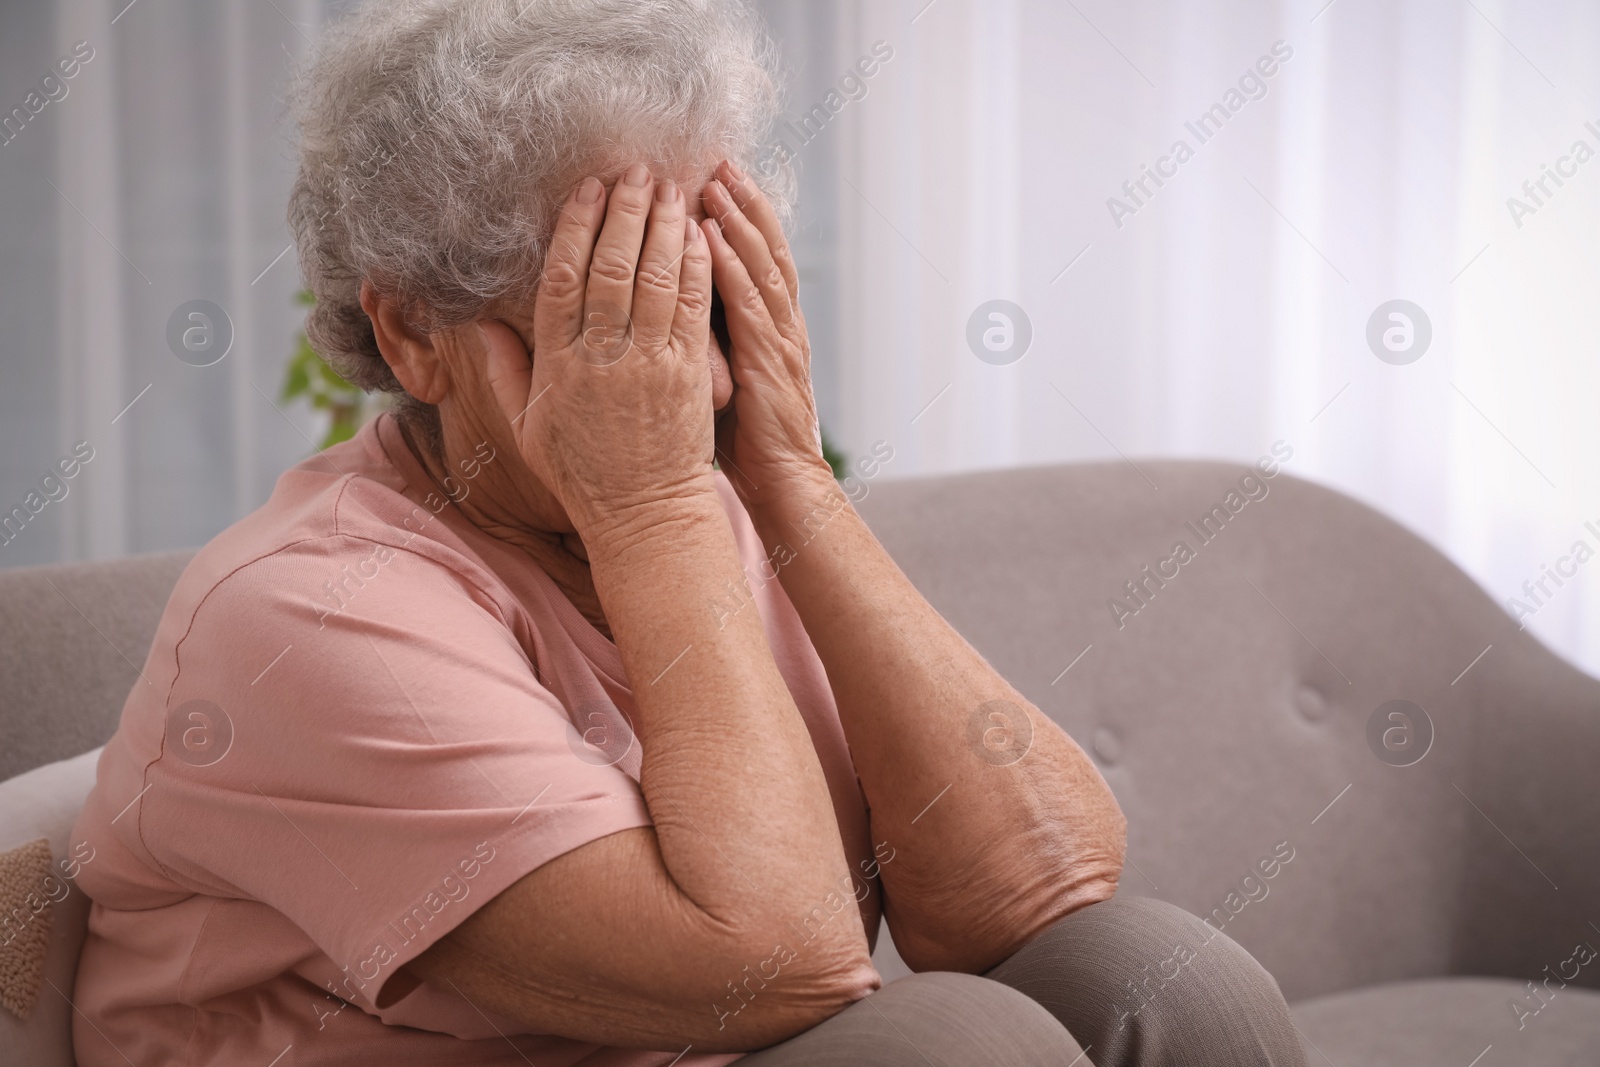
{"left": 701, "top": 161, "right": 836, "bottom": 513}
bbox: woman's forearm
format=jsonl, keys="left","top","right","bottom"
{"left": 747, "top": 474, "right": 1127, "bottom": 973}
{"left": 585, "top": 492, "right": 873, "bottom": 958}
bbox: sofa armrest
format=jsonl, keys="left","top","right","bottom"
{"left": 1454, "top": 625, "right": 1600, "bottom": 989}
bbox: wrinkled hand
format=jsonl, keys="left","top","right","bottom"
{"left": 481, "top": 166, "right": 718, "bottom": 544}
{"left": 702, "top": 162, "right": 836, "bottom": 512}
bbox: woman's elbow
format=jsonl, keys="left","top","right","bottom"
{"left": 890, "top": 820, "right": 1128, "bottom": 975}
{"left": 1062, "top": 779, "right": 1130, "bottom": 906}
{"left": 1047, "top": 808, "right": 1129, "bottom": 915}
{"left": 692, "top": 938, "right": 881, "bottom": 1051}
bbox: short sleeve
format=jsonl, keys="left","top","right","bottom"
{"left": 137, "top": 534, "right": 652, "bottom": 1009}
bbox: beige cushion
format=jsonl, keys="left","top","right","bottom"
{"left": 0, "top": 748, "right": 103, "bottom": 1067}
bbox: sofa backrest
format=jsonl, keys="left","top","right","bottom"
{"left": 0, "top": 552, "right": 192, "bottom": 781}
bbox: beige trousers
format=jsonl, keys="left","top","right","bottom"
{"left": 740, "top": 896, "right": 1308, "bottom": 1066}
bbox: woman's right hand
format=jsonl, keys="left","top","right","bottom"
{"left": 480, "top": 164, "right": 718, "bottom": 546}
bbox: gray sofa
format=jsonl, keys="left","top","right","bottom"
{"left": 3, "top": 461, "right": 1598, "bottom": 1064}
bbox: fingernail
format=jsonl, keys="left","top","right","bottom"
{"left": 576, "top": 177, "right": 602, "bottom": 204}
{"left": 624, "top": 163, "right": 651, "bottom": 187}
{"left": 725, "top": 160, "right": 746, "bottom": 182}
{"left": 685, "top": 215, "right": 700, "bottom": 242}
{"left": 706, "top": 218, "right": 723, "bottom": 241}
{"left": 656, "top": 179, "right": 680, "bottom": 203}
{"left": 707, "top": 180, "right": 736, "bottom": 219}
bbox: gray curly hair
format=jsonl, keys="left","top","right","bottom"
{"left": 287, "top": 0, "right": 793, "bottom": 432}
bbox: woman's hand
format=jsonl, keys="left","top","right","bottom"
{"left": 481, "top": 165, "right": 718, "bottom": 547}
{"left": 702, "top": 161, "right": 837, "bottom": 513}
{"left": 412, "top": 179, "right": 880, "bottom": 1056}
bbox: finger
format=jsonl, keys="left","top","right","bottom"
{"left": 702, "top": 217, "right": 787, "bottom": 372}
{"left": 630, "top": 179, "right": 688, "bottom": 355}
{"left": 716, "top": 160, "right": 798, "bottom": 303}
{"left": 533, "top": 177, "right": 608, "bottom": 349}
{"left": 704, "top": 177, "right": 795, "bottom": 333}
{"left": 584, "top": 163, "right": 656, "bottom": 325}
{"left": 478, "top": 319, "right": 537, "bottom": 431}
{"left": 670, "top": 215, "right": 714, "bottom": 364}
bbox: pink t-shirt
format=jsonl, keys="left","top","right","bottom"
{"left": 70, "top": 413, "right": 873, "bottom": 1066}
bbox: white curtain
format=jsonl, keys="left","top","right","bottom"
{"left": 5, "top": 0, "right": 1598, "bottom": 678}
{"left": 1, "top": 0, "right": 333, "bottom": 566}
{"left": 817, "top": 0, "right": 1600, "bottom": 677}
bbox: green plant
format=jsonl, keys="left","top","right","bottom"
{"left": 281, "top": 290, "right": 375, "bottom": 449}
{"left": 820, "top": 426, "right": 847, "bottom": 480}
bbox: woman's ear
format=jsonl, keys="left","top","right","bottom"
{"left": 360, "top": 280, "right": 451, "bottom": 405}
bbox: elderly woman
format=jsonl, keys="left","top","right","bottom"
{"left": 71, "top": 1, "right": 1305, "bottom": 1064}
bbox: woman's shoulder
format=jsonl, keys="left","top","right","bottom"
{"left": 169, "top": 422, "right": 509, "bottom": 646}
